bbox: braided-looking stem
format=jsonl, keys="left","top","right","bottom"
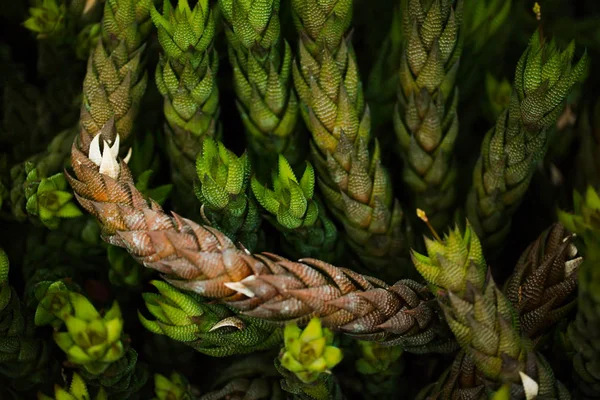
{"left": 66, "top": 120, "right": 454, "bottom": 353}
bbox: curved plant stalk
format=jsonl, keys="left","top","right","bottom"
{"left": 66, "top": 120, "right": 455, "bottom": 354}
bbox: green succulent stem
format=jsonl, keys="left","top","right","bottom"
{"left": 194, "top": 138, "right": 262, "bottom": 251}
{"left": 80, "top": 0, "right": 153, "bottom": 142}
{"left": 393, "top": 0, "right": 464, "bottom": 232}
{"left": 412, "top": 224, "right": 571, "bottom": 397}
{"left": 466, "top": 29, "right": 588, "bottom": 254}
{"left": 219, "top": 0, "right": 305, "bottom": 176}
{"left": 291, "top": 0, "right": 412, "bottom": 280}
{"left": 151, "top": 0, "right": 221, "bottom": 215}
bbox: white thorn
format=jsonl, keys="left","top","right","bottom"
{"left": 565, "top": 256, "right": 582, "bottom": 276}
{"left": 224, "top": 282, "right": 255, "bottom": 298}
{"left": 567, "top": 242, "right": 578, "bottom": 257}
{"left": 89, "top": 134, "right": 102, "bottom": 166}
{"left": 519, "top": 371, "right": 539, "bottom": 400}
{"left": 99, "top": 141, "right": 120, "bottom": 179}
{"left": 123, "top": 147, "right": 133, "bottom": 164}
{"left": 208, "top": 316, "right": 245, "bottom": 332}
{"left": 110, "top": 134, "right": 120, "bottom": 159}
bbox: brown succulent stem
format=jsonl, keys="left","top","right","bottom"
{"left": 66, "top": 120, "right": 455, "bottom": 353}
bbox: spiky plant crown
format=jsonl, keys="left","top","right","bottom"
{"left": 252, "top": 155, "right": 318, "bottom": 230}
{"left": 412, "top": 223, "right": 572, "bottom": 398}
{"left": 194, "top": 138, "right": 261, "bottom": 250}
{"left": 151, "top": 0, "right": 220, "bottom": 215}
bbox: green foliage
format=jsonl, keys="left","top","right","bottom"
{"left": 411, "top": 222, "right": 487, "bottom": 295}
{"left": 34, "top": 280, "right": 79, "bottom": 328}
{"left": 559, "top": 187, "right": 600, "bottom": 396}
{"left": 220, "top": 0, "right": 303, "bottom": 170}
{"left": 252, "top": 156, "right": 317, "bottom": 230}
{"left": 37, "top": 372, "right": 108, "bottom": 400}
{"left": 559, "top": 186, "right": 600, "bottom": 250}
{"left": 139, "top": 280, "right": 282, "bottom": 357}
{"left": 393, "top": 0, "right": 464, "bottom": 230}
{"left": 280, "top": 318, "right": 343, "bottom": 384}
{"left": 24, "top": 165, "right": 83, "bottom": 230}
{"left": 485, "top": 73, "right": 513, "bottom": 120}
{"left": 195, "top": 138, "right": 262, "bottom": 250}
{"left": 3, "top": 0, "right": 600, "bottom": 398}
{"left": 152, "top": 0, "right": 219, "bottom": 216}
{"left": 107, "top": 246, "right": 149, "bottom": 288}
{"left": 152, "top": 0, "right": 218, "bottom": 140}
{"left": 467, "top": 29, "right": 588, "bottom": 253}
{"left": 355, "top": 341, "right": 403, "bottom": 375}
{"left": 252, "top": 156, "right": 340, "bottom": 260}
{"left": 152, "top": 372, "right": 193, "bottom": 400}
{"left": 53, "top": 293, "right": 125, "bottom": 375}
{"left": 24, "top": 0, "right": 67, "bottom": 39}
{"left": 464, "top": 0, "right": 512, "bottom": 52}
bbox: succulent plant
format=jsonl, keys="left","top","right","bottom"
{"left": 279, "top": 318, "right": 343, "bottom": 384}
{"left": 53, "top": 293, "right": 125, "bottom": 374}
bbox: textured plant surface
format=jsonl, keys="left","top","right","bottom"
{"left": 393, "top": 0, "right": 463, "bottom": 231}
{"left": 152, "top": 0, "right": 220, "bottom": 214}
{"left": 2, "top": 0, "right": 600, "bottom": 399}
{"left": 219, "top": 0, "right": 303, "bottom": 172}
{"left": 291, "top": 0, "right": 412, "bottom": 280}
{"left": 466, "top": 28, "right": 587, "bottom": 253}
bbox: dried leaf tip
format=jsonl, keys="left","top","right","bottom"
{"left": 417, "top": 209, "right": 442, "bottom": 242}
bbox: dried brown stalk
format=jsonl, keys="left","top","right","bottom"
{"left": 67, "top": 120, "right": 455, "bottom": 352}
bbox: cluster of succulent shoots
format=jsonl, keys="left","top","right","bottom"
{"left": 2, "top": 0, "right": 600, "bottom": 398}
